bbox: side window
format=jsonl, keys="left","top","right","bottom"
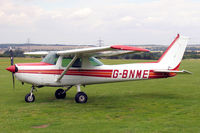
{"left": 89, "top": 57, "right": 103, "bottom": 66}
{"left": 72, "top": 58, "right": 82, "bottom": 67}
{"left": 62, "top": 57, "right": 72, "bottom": 67}
{"left": 62, "top": 57, "right": 82, "bottom": 67}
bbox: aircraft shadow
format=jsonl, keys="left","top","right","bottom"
{"left": 36, "top": 92, "right": 184, "bottom": 106}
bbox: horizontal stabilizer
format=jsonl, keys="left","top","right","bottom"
{"left": 154, "top": 69, "right": 192, "bottom": 74}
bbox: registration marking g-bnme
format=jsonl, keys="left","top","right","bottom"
{"left": 112, "top": 69, "right": 149, "bottom": 79}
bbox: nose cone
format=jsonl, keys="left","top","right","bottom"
{"left": 6, "top": 65, "right": 17, "bottom": 72}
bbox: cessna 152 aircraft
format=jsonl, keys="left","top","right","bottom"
{"left": 6, "top": 34, "right": 191, "bottom": 103}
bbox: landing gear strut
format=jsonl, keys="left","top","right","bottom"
{"left": 75, "top": 85, "right": 88, "bottom": 103}
{"left": 25, "top": 85, "right": 36, "bottom": 103}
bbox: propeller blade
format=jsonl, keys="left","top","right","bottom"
{"left": 9, "top": 47, "right": 15, "bottom": 88}
{"left": 12, "top": 72, "right": 15, "bottom": 88}
{"left": 10, "top": 56, "right": 14, "bottom": 66}
{"left": 9, "top": 47, "right": 14, "bottom": 65}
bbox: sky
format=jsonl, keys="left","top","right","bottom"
{"left": 0, "top": 0, "right": 200, "bottom": 45}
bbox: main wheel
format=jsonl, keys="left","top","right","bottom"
{"left": 75, "top": 92, "right": 88, "bottom": 103}
{"left": 55, "top": 89, "right": 66, "bottom": 99}
{"left": 25, "top": 93, "right": 35, "bottom": 103}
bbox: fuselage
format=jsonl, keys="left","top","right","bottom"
{"left": 14, "top": 58, "right": 175, "bottom": 87}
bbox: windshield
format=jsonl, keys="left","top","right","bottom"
{"left": 89, "top": 57, "right": 104, "bottom": 66}
{"left": 42, "top": 52, "right": 58, "bottom": 64}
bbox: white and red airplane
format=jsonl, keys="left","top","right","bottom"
{"left": 6, "top": 34, "right": 191, "bottom": 103}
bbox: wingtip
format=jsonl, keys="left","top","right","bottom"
{"left": 111, "top": 45, "right": 150, "bottom": 52}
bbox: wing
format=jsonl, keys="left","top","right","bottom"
{"left": 95, "top": 51, "right": 135, "bottom": 57}
{"left": 24, "top": 51, "right": 49, "bottom": 55}
{"left": 57, "top": 45, "right": 149, "bottom": 57}
{"left": 23, "top": 45, "right": 149, "bottom": 57}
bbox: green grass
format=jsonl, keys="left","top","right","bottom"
{"left": 0, "top": 58, "right": 200, "bottom": 133}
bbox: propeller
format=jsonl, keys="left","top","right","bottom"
{"left": 9, "top": 47, "right": 15, "bottom": 88}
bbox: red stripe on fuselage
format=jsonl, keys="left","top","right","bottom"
{"left": 148, "top": 70, "right": 175, "bottom": 79}
{"left": 17, "top": 62, "right": 53, "bottom": 66}
{"left": 17, "top": 69, "right": 113, "bottom": 78}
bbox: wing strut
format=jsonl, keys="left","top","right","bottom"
{"left": 56, "top": 55, "right": 78, "bottom": 82}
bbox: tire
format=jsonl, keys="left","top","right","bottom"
{"left": 75, "top": 92, "right": 88, "bottom": 103}
{"left": 25, "top": 93, "right": 35, "bottom": 103}
{"left": 55, "top": 89, "right": 66, "bottom": 99}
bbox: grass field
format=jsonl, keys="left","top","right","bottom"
{"left": 0, "top": 58, "right": 200, "bottom": 133}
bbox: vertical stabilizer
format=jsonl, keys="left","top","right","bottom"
{"left": 157, "top": 34, "right": 189, "bottom": 70}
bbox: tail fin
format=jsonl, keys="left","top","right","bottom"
{"left": 157, "top": 34, "right": 189, "bottom": 70}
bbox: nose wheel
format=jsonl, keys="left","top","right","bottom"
{"left": 25, "top": 86, "right": 36, "bottom": 103}
{"left": 25, "top": 93, "right": 35, "bottom": 103}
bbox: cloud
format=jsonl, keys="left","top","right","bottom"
{"left": 120, "top": 16, "right": 134, "bottom": 23}
{"left": 70, "top": 8, "right": 93, "bottom": 19}
{"left": 0, "top": 0, "right": 200, "bottom": 44}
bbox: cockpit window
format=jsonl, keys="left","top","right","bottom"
{"left": 42, "top": 52, "right": 58, "bottom": 65}
{"left": 72, "top": 58, "right": 82, "bottom": 67}
{"left": 89, "top": 57, "right": 103, "bottom": 66}
{"left": 62, "top": 57, "right": 72, "bottom": 67}
{"left": 62, "top": 56, "right": 82, "bottom": 67}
